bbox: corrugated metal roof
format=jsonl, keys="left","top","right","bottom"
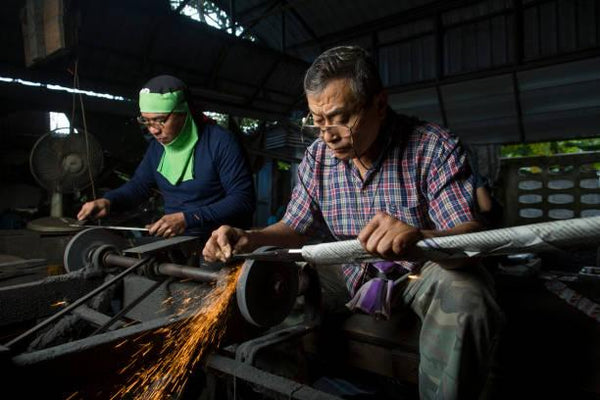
{"left": 216, "top": 0, "right": 444, "bottom": 59}
{"left": 3, "top": 0, "right": 309, "bottom": 121}
{"left": 1, "top": 0, "right": 599, "bottom": 145}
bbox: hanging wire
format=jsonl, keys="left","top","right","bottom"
{"left": 72, "top": 58, "right": 97, "bottom": 200}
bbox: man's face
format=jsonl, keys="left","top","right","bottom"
{"left": 141, "top": 112, "right": 187, "bottom": 145}
{"left": 306, "top": 78, "right": 385, "bottom": 161}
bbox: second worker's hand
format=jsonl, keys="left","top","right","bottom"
{"left": 147, "top": 212, "right": 186, "bottom": 238}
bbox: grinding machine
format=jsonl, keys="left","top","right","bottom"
{"left": 0, "top": 227, "right": 337, "bottom": 399}
{"left": 4, "top": 216, "right": 598, "bottom": 399}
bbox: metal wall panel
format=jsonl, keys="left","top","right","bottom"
{"left": 379, "top": 35, "right": 436, "bottom": 86}
{"left": 388, "top": 87, "right": 443, "bottom": 125}
{"left": 518, "top": 57, "right": 600, "bottom": 142}
{"left": 444, "top": 14, "right": 514, "bottom": 74}
{"left": 523, "top": 0, "right": 599, "bottom": 60}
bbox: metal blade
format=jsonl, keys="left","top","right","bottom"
{"left": 69, "top": 224, "right": 149, "bottom": 232}
{"left": 231, "top": 249, "right": 304, "bottom": 262}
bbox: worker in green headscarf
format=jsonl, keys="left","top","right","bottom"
{"left": 77, "top": 75, "right": 255, "bottom": 240}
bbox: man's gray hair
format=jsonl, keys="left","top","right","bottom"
{"left": 303, "top": 46, "right": 383, "bottom": 106}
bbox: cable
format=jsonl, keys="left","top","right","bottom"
{"left": 72, "top": 58, "right": 97, "bottom": 200}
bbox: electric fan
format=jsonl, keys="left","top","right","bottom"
{"left": 27, "top": 129, "right": 103, "bottom": 232}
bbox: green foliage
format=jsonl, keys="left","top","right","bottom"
{"left": 204, "top": 111, "right": 228, "bottom": 128}
{"left": 170, "top": 0, "right": 255, "bottom": 39}
{"left": 501, "top": 137, "right": 600, "bottom": 158}
{"left": 277, "top": 161, "right": 291, "bottom": 171}
{"left": 240, "top": 118, "right": 260, "bottom": 134}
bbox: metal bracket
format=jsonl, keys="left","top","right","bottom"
{"left": 235, "top": 323, "right": 316, "bottom": 365}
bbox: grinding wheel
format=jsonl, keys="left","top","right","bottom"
{"left": 236, "top": 247, "right": 299, "bottom": 328}
{"left": 63, "top": 227, "right": 128, "bottom": 272}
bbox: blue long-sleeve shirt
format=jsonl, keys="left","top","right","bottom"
{"left": 104, "top": 122, "right": 256, "bottom": 238}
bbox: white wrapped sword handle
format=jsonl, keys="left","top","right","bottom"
{"left": 300, "top": 216, "right": 600, "bottom": 265}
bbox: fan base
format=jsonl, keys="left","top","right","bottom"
{"left": 27, "top": 216, "right": 82, "bottom": 233}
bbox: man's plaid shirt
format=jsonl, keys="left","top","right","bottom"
{"left": 282, "top": 111, "right": 476, "bottom": 294}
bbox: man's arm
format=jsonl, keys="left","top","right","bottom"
{"left": 203, "top": 141, "right": 322, "bottom": 262}
{"left": 77, "top": 146, "right": 155, "bottom": 221}
{"left": 182, "top": 127, "right": 255, "bottom": 230}
{"left": 104, "top": 144, "right": 156, "bottom": 211}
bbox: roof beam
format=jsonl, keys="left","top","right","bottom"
{"left": 385, "top": 48, "right": 600, "bottom": 94}
{"left": 285, "top": 0, "right": 481, "bottom": 51}
{"left": 247, "top": 57, "right": 282, "bottom": 104}
{"left": 236, "top": 0, "right": 280, "bottom": 21}
{"left": 237, "top": 0, "right": 282, "bottom": 35}
{"left": 282, "top": 0, "right": 319, "bottom": 46}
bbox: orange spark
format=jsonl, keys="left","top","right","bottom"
{"left": 65, "top": 391, "right": 79, "bottom": 400}
{"left": 110, "top": 265, "right": 242, "bottom": 400}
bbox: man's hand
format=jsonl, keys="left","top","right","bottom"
{"left": 77, "top": 198, "right": 111, "bottom": 221}
{"left": 358, "top": 211, "right": 423, "bottom": 259}
{"left": 147, "top": 212, "right": 186, "bottom": 238}
{"left": 202, "top": 225, "right": 252, "bottom": 262}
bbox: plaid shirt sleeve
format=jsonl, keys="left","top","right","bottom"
{"left": 281, "top": 143, "right": 326, "bottom": 235}
{"left": 422, "top": 125, "right": 476, "bottom": 230}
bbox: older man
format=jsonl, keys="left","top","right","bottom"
{"left": 203, "top": 46, "right": 502, "bottom": 399}
{"left": 77, "top": 75, "right": 255, "bottom": 240}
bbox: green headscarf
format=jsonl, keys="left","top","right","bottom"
{"left": 139, "top": 89, "right": 198, "bottom": 185}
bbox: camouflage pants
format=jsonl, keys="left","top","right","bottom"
{"left": 317, "top": 261, "right": 503, "bottom": 400}
{"left": 401, "top": 261, "right": 503, "bottom": 400}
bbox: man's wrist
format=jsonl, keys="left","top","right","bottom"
{"left": 244, "top": 229, "right": 264, "bottom": 251}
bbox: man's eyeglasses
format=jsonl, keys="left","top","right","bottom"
{"left": 137, "top": 108, "right": 175, "bottom": 129}
{"left": 300, "top": 108, "right": 363, "bottom": 139}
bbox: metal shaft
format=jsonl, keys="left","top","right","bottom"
{"left": 156, "top": 263, "right": 221, "bottom": 282}
{"left": 104, "top": 253, "right": 143, "bottom": 268}
{"left": 4, "top": 257, "right": 150, "bottom": 349}
{"left": 103, "top": 253, "right": 222, "bottom": 283}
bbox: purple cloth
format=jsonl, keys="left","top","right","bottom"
{"left": 345, "top": 277, "right": 394, "bottom": 319}
{"left": 371, "top": 261, "right": 398, "bottom": 274}
{"left": 345, "top": 261, "right": 407, "bottom": 319}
